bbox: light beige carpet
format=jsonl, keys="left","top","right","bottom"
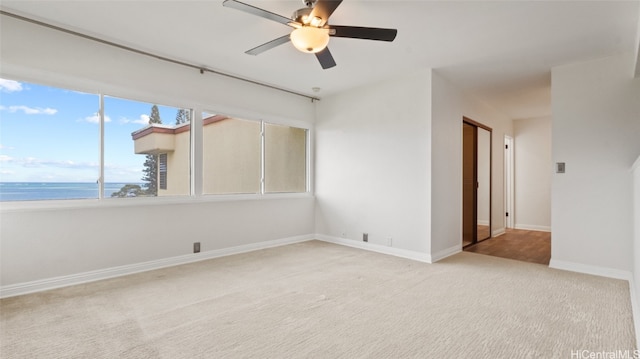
{"left": 0, "top": 241, "right": 635, "bottom": 358}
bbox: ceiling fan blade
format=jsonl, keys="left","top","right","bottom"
{"left": 309, "top": 0, "right": 343, "bottom": 26}
{"left": 245, "top": 35, "right": 291, "bottom": 56}
{"left": 315, "top": 47, "right": 337, "bottom": 69}
{"left": 223, "top": 0, "right": 296, "bottom": 27}
{"left": 328, "top": 25, "right": 397, "bottom": 42}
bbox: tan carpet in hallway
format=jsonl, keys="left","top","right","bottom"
{"left": 0, "top": 241, "right": 635, "bottom": 358}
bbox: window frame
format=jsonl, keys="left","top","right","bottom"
{"left": 0, "top": 76, "right": 313, "bottom": 210}
{"left": 200, "top": 111, "right": 311, "bottom": 197}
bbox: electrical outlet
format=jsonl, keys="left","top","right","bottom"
{"left": 363, "top": 233, "right": 368, "bottom": 242}
{"left": 194, "top": 242, "right": 200, "bottom": 253}
{"left": 386, "top": 237, "right": 393, "bottom": 247}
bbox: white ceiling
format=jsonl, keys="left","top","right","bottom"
{"left": 2, "top": 0, "right": 639, "bottom": 119}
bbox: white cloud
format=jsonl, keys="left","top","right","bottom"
{"left": 119, "top": 114, "right": 150, "bottom": 125}
{"left": 139, "top": 114, "right": 150, "bottom": 124}
{"left": 22, "top": 157, "right": 41, "bottom": 168}
{"left": 1, "top": 155, "right": 99, "bottom": 170}
{"left": 82, "top": 113, "right": 112, "bottom": 124}
{"left": 0, "top": 79, "right": 23, "bottom": 93}
{"left": 1, "top": 105, "right": 57, "bottom": 115}
{"left": 0, "top": 170, "right": 15, "bottom": 175}
{"left": 0, "top": 144, "right": 15, "bottom": 150}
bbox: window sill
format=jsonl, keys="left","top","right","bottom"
{"left": 0, "top": 192, "right": 314, "bottom": 213}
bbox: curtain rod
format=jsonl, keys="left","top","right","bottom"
{"left": 0, "top": 10, "right": 320, "bottom": 102}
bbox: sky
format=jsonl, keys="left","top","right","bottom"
{"left": 0, "top": 78, "right": 185, "bottom": 183}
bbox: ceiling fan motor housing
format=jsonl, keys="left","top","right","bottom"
{"left": 303, "top": 0, "right": 317, "bottom": 8}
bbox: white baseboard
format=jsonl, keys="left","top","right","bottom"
{"left": 315, "top": 234, "right": 431, "bottom": 263}
{"left": 549, "top": 259, "right": 632, "bottom": 280}
{"left": 0, "top": 234, "right": 314, "bottom": 299}
{"left": 514, "top": 224, "right": 551, "bottom": 232}
{"left": 430, "top": 245, "right": 461, "bottom": 262}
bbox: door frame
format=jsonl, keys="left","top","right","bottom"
{"left": 462, "top": 117, "right": 492, "bottom": 247}
{"left": 504, "top": 135, "right": 514, "bottom": 229}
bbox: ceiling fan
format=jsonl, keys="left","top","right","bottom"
{"left": 222, "top": 0, "right": 397, "bottom": 69}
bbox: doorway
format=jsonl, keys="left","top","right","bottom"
{"left": 465, "top": 121, "right": 552, "bottom": 265}
{"left": 462, "top": 117, "right": 492, "bottom": 248}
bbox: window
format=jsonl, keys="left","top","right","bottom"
{"left": 106, "top": 96, "right": 190, "bottom": 198}
{"left": 202, "top": 114, "right": 261, "bottom": 194}
{"left": 0, "top": 79, "right": 100, "bottom": 201}
{"left": 202, "top": 112, "right": 308, "bottom": 195}
{"left": 0, "top": 77, "right": 307, "bottom": 202}
{"left": 0, "top": 78, "right": 192, "bottom": 201}
{"left": 264, "top": 123, "right": 307, "bottom": 193}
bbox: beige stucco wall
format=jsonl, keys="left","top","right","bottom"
{"left": 133, "top": 132, "right": 174, "bottom": 155}
{"left": 158, "top": 129, "right": 190, "bottom": 196}
{"left": 203, "top": 118, "right": 261, "bottom": 194}
{"left": 265, "top": 124, "right": 307, "bottom": 193}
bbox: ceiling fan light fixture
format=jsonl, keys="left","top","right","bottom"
{"left": 290, "top": 26, "right": 330, "bottom": 53}
{"left": 309, "top": 16, "right": 323, "bottom": 27}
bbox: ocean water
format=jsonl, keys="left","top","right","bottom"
{"left": 0, "top": 182, "right": 147, "bottom": 202}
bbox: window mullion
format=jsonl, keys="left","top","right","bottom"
{"left": 192, "top": 109, "right": 202, "bottom": 197}
{"left": 98, "top": 94, "right": 105, "bottom": 199}
{"left": 260, "top": 120, "right": 265, "bottom": 195}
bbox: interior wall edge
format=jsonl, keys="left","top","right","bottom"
{"left": 627, "top": 277, "right": 640, "bottom": 349}
{"left": 430, "top": 245, "right": 462, "bottom": 263}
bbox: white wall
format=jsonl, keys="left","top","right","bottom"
{"left": 0, "top": 14, "right": 316, "bottom": 287}
{"left": 551, "top": 53, "right": 640, "bottom": 273}
{"left": 314, "top": 70, "right": 513, "bottom": 261}
{"left": 1, "top": 198, "right": 314, "bottom": 286}
{"left": 635, "top": 3, "right": 640, "bottom": 78}
{"left": 513, "top": 117, "right": 552, "bottom": 231}
{"left": 633, "top": 156, "right": 640, "bottom": 329}
{"left": 314, "top": 70, "right": 432, "bottom": 254}
{"left": 430, "top": 71, "right": 513, "bottom": 257}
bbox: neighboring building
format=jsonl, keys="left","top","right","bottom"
{"left": 131, "top": 115, "right": 306, "bottom": 196}
{"left": 132, "top": 121, "right": 191, "bottom": 196}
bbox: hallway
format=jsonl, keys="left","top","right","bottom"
{"left": 464, "top": 229, "right": 551, "bottom": 265}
